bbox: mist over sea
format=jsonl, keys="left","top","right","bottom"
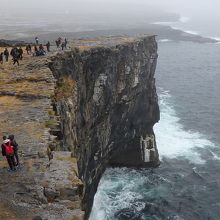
{"left": 155, "top": 14, "right": 220, "bottom": 41}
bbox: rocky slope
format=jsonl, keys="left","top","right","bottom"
{"left": 0, "top": 51, "right": 84, "bottom": 220}
{"left": 49, "top": 36, "right": 160, "bottom": 218}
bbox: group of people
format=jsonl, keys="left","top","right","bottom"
{"left": 55, "top": 37, "right": 68, "bottom": 50}
{"left": 25, "top": 43, "right": 48, "bottom": 56}
{"left": 0, "top": 47, "right": 23, "bottom": 66}
{"left": 0, "top": 37, "right": 68, "bottom": 66}
{"left": 1, "top": 135, "right": 19, "bottom": 172}
{"left": 34, "top": 44, "right": 47, "bottom": 56}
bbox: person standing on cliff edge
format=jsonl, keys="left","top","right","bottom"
{"left": 35, "top": 37, "right": 39, "bottom": 45}
{"left": 4, "top": 48, "right": 9, "bottom": 62}
{"left": 46, "top": 41, "right": 50, "bottom": 52}
{"left": 64, "top": 38, "right": 68, "bottom": 48}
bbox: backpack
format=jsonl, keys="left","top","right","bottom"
{"left": 4, "top": 143, "right": 14, "bottom": 156}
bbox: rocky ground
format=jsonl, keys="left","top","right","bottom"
{"left": 0, "top": 49, "right": 84, "bottom": 220}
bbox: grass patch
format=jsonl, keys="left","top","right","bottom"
{"left": 56, "top": 155, "right": 77, "bottom": 163}
{"left": 48, "top": 110, "right": 55, "bottom": 116}
{"left": 55, "top": 76, "right": 76, "bottom": 101}
{"left": 45, "top": 118, "right": 58, "bottom": 129}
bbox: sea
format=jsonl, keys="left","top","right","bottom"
{"left": 89, "top": 20, "right": 220, "bottom": 220}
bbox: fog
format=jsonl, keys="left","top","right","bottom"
{"left": 0, "top": 0, "right": 220, "bottom": 39}
{"left": 0, "top": 0, "right": 176, "bottom": 19}
{"left": 1, "top": 0, "right": 219, "bottom": 17}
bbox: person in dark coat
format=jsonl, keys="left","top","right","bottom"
{"left": 18, "top": 47, "right": 23, "bottom": 60}
{"left": 61, "top": 42, "right": 65, "bottom": 50}
{"left": 39, "top": 44, "right": 44, "bottom": 51}
{"left": 12, "top": 48, "right": 19, "bottom": 66}
{"left": 0, "top": 52, "right": 3, "bottom": 64}
{"left": 10, "top": 48, "right": 15, "bottom": 57}
{"left": 46, "top": 41, "right": 50, "bottom": 52}
{"left": 8, "top": 135, "right": 19, "bottom": 166}
{"left": 55, "top": 37, "right": 62, "bottom": 48}
{"left": 26, "top": 45, "right": 30, "bottom": 55}
{"left": 3, "top": 48, "right": 9, "bottom": 62}
{"left": 35, "top": 37, "right": 39, "bottom": 45}
{"left": 28, "top": 44, "right": 32, "bottom": 54}
{"left": 64, "top": 38, "right": 68, "bottom": 48}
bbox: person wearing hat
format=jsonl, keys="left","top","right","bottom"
{"left": 1, "top": 136, "right": 16, "bottom": 171}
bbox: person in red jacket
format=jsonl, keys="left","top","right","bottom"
{"left": 1, "top": 137, "right": 16, "bottom": 171}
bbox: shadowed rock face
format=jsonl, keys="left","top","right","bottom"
{"left": 49, "top": 36, "right": 160, "bottom": 219}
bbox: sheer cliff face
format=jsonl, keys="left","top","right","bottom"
{"left": 49, "top": 36, "right": 160, "bottom": 218}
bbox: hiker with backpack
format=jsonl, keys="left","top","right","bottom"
{"left": 9, "top": 135, "right": 19, "bottom": 166}
{"left": 1, "top": 137, "right": 16, "bottom": 171}
{"left": 11, "top": 48, "right": 20, "bottom": 66}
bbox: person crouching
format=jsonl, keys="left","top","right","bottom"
{"left": 2, "top": 138, "right": 16, "bottom": 171}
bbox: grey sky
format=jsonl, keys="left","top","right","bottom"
{"left": 1, "top": 0, "right": 219, "bottom": 13}
{"left": 1, "top": 0, "right": 220, "bottom": 38}
{"left": 1, "top": 0, "right": 219, "bottom": 22}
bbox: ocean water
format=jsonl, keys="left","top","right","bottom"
{"left": 90, "top": 41, "right": 220, "bottom": 220}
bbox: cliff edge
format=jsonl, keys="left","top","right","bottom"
{"left": 49, "top": 36, "right": 160, "bottom": 218}
{"left": 0, "top": 36, "right": 159, "bottom": 220}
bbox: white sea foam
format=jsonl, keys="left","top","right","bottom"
{"left": 152, "top": 21, "right": 174, "bottom": 26}
{"left": 89, "top": 168, "right": 146, "bottom": 220}
{"left": 209, "top": 150, "right": 220, "bottom": 161}
{"left": 210, "top": 37, "right": 220, "bottom": 41}
{"left": 183, "top": 30, "right": 199, "bottom": 35}
{"left": 154, "top": 89, "right": 215, "bottom": 164}
{"left": 208, "top": 37, "right": 220, "bottom": 44}
{"left": 159, "top": 39, "right": 172, "bottom": 43}
{"left": 153, "top": 18, "right": 200, "bottom": 37}
{"left": 171, "top": 26, "right": 199, "bottom": 35}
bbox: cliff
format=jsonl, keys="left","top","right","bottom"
{"left": 49, "top": 36, "right": 160, "bottom": 218}
{"left": 0, "top": 36, "right": 159, "bottom": 220}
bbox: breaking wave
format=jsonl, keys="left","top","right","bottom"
{"left": 158, "top": 39, "right": 172, "bottom": 43}
{"left": 155, "top": 89, "right": 215, "bottom": 164}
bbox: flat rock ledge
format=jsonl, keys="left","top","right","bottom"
{"left": 0, "top": 47, "right": 84, "bottom": 220}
